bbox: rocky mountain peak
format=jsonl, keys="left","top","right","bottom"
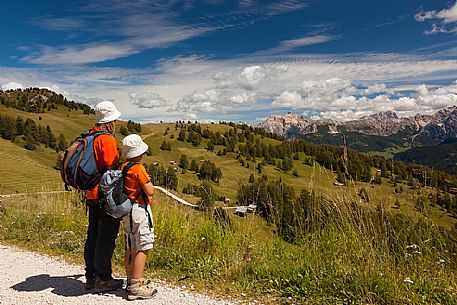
{"left": 364, "top": 110, "right": 398, "bottom": 121}
{"left": 260, "top": 106, "right": 457, "bottom": 140}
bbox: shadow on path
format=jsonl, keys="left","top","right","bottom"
{"left": 11, "top": 274, "right": 127, "bottom": 299}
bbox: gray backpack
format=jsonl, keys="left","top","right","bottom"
{"left": 100, "top": 162, "right": 145, "bottom": 218}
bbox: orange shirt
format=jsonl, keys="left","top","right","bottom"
{"left": 121, "top": 162, "right": 152, "bottom": 205}
{"left": 85, "top": 126, "right": 119, "bottom": 200}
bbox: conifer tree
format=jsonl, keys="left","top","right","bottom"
{"left": 58, "top": 134, "right": 67, "bottom": 151}
{"left": 190, "top": 159, "right": 198, "bottom": 172}
{"left": 179, "top": 154, "right": 189, "bottom": 172}
{"left": 24, "top": 131, "right": 36, "bottom": 150}
{"left": 15, "top": 117, "right": 24, "bottom": 135}
{"left": 177, "top": 130, "right": 186, "bottom": 141}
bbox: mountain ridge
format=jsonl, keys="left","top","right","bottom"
{"left": 261, "top": 106, "right": 457, "bottom": 144}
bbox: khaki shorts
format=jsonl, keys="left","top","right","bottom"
{"left": 123, "top": 203, "right": 154, "bottom": 251}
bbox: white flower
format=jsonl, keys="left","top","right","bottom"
{"left": 404, "top": 277, "right": 414, "bottom": 284}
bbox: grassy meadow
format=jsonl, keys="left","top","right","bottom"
{"left": 0, "top": 106, "right": 457, "bottom": 304}
{"left": 1, "top": 188, "right": 456, "bottom": 304}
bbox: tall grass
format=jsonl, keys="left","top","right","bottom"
{"left": 0, "top": 189, "right": 456, "bottom": 304}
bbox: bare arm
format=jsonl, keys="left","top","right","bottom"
{"left": 142, "top": 182, "right": 154, "bottom": 197}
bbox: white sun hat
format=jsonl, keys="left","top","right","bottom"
{"left": 95, "top": 101, "right": 121, "bottom": 124}
{"left": 122, "top": 134, "right": 149, "bottom": 159}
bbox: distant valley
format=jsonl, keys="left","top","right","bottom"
{"left": 260, "top": 106, "right": 457, "bottom": 173}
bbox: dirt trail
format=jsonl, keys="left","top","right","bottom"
{"left": 0, "top": 243, "right": 238, "bottom": 305}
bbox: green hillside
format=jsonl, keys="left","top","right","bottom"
{"left": 1, "top": 89, "right": 457, "bottom": 304}
{"left": 395, "top": 139, "right": 457, "bottom": 175}
{"left": 0, "top": 94, "right": 456, "bottom": 228}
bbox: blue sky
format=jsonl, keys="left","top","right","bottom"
{"left": 1, "top": 0, "right": 457, "bottom": 123}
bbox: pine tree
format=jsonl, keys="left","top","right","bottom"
{"left": 190, "top": 159, "right": 198, "bottom": 172}
{"left": 15, "top": 117, "right": 24, "bottom": 135}
{"left": 166, "top": 166, "right": 179, "bottom": 190}
{"left": 160, "top": 140, "right": 171, "bottom": 151}
{"left": 178, "top": 130, "right": 186, "bottom": 141}
{"left": 0, "top": 115, "right": 15, "bottom": 140}
{"left": 46, "top": 125, "right": 56, "bottom": 149}
{"left": 24, "top": 131, "right": 36, "bottom": 150}
{"left": 58, "top": 134, "right": 67, "bottom": 151}
{"left": 179, "top": 154, "right": 189, "bottom": 172}
{"left": 206, "top": 140, "right": 214, "bottom": 151}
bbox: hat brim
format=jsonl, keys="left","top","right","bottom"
{"left": 123, "top": 142, "right": 149, "bottom": 159}
{"left": 97, "top": 110, "right": 121, "bottom": 124}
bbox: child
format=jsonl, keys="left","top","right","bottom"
{"left": 121, "top": 134, "right": 157, "bottom": 300}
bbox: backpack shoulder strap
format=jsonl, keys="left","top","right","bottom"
{"left": 122, "top": 162, "right": 145, "bottom": 202}
{"left": 121, "top": 161, "right": 139, "bottom": 177}
{"left": 92, "top": 130, "right": 112, "bottom": 137}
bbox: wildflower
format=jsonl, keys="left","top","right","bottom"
{"left": 404, "top": 277, "right": 414, "bottom": 284}
{"left": 436, "top": 259, "right": 445, "bottom": 265}
{"left": 201, "top": 237, "right": 206, "bottom": 241}
{"left": 406, "top": 244, "right": 419, "bottom": 249}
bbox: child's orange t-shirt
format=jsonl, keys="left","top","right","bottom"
{"left": 121, "top": 162, "right": 152, "bottom": 205}
{"left": 85, "top": 126, "right": 119, "bottom": 200}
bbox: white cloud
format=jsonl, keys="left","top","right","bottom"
{"left": 302, "top": 78, "right": 356, "bottom": 101}
{"left": 1, "top": 82, "right": 24, "bottom": 91}
{"left": 71, "top": 95, "right": 104, "bottom": 107}
{"left": 362, "top": 83, "right": 395, "bottom": 95}
{"left": 32, "top": 17, "right": 85, "bottom": 31}
{"left": 21, "top": 3, "right": 215, "bottom": 65}
{"left": 42, "top": 84, "right": 70, "bottom": 96}
{"left": 22, "top": 43, "right": 138, "bottom": 65}
{"left": 3, "top": 52, "right": 457, "bottom": 121}
{"left": 130, "top": 92, "right": 168, "bottom": 108}
{"left": 238, "top": 65, "right": 288, "bottom": 90}
{"left": 175, "top": 90, "right": 218, "bottom": 113}
{"left": 424, "top": 24, "right": 457, "bottom": 35}
{"left": 229, "top": 92, "right": 256, "bottom": 104}
{"left": 416, "top": 2, "right": 457, "bottom": 35}
{"left": 318, "top": 110, "right": 371, "bottom": 121}
{"left": 266, "top": 0, "right": 308, "bottom": 15}
{"left": 272, "top": 91, "right": 305, "bottom": 107}
{"left": 213, "top": 64, "right": 288, "bottom": 91}
{"left": 270, "top": 77, "right": 457, "bottom": 120}
{"left": 238, "top": 0, "right": 256, "bottom": 9}
{"left": 415, "top": 10, "right": 438, "bottom": 22}
{"left": 262, "top": 35, "right": 336, "bottom": 55}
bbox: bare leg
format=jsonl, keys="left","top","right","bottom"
{"left": 132, "top": 250, "right": 149, "bottom": 279}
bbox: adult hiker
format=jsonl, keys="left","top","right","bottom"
{"left": 84, "top": 101, "right": 123, "bottom": 292}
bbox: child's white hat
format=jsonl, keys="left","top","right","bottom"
{"left": 95, "top": 101, "right": 121, "bottom": 124}
{"left": 122, "top": 134, "right": 148, "bottom": 159}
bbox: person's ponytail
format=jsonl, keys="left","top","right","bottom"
{"left": 95, "top": 121, "right": 116, "bottom": 135}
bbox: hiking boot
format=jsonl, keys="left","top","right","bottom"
{"left": 94, "top": 277, "right": 124, "bottom": 293}
{"left": 126, "top": 278, "right": 152, "bottom": 291}
{"left": 127, "top": 278, "right": 157, "bottom": 300}
{"left": 85, "top": 278, "right": 96, "bottom": 290}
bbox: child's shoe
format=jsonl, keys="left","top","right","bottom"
{"left": 127, "top": 278, "right": 157, "bottom": 300}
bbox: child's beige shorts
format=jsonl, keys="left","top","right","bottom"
{"left": 123, "top": 203, "right": 154, "bottom": 251}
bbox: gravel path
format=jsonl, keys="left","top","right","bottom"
{"left": 0, "top": 243, "right": 238, "bottom": 305}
